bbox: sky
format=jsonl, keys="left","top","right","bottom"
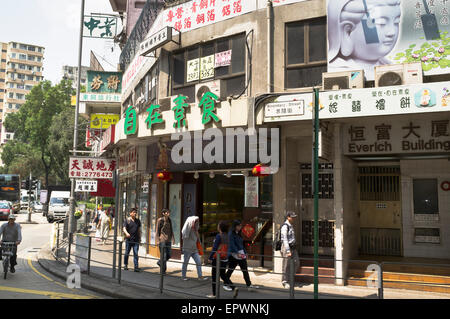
{"left": 0, "top": 0, "right": 123, "bottom": 85}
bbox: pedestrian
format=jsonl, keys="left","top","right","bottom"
{"left": 0, "top": 214, "right": 21, "bottom": 273}
{"left": 206, "top": 221, "right": 236, "bottom": 299}
{"left": 181, "top": 216, "right": 208, "bottom": 281}
{"left": 94, "top": 204, "right": 103, "bottom": 241}
{"left": 280, "top": 211, "right": 299, "bottom": 289}
{"left": 98, "top": 207, "right": 111, "bottom": 245}
{"left": 225, "top": 220, "right": 259, "bottom": 291}
{"left": 156, "top": 208, "right": 174, "bottom": 274}
{"left": 123, "top": 207, "right": 142, "bottom": 272}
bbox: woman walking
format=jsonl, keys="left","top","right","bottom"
{"left": 206, "top": 221, "right": 236, "bottom": 299}
{"left": 226, "top": 220, "right": 259, "bottom": 291}
{"left": 98, "top": 207, "right": 111, "bottom": 245}
{"left": 181, "top": 216, "right": 208, "bottom": 281}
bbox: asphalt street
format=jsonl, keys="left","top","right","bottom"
{"left": 0, "top": 211, "right": 108, "bottom": 299}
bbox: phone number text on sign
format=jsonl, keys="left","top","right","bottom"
{"left": 69, "top": 157, "right": 116, "bottom": 180}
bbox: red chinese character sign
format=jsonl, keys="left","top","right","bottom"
{"left": 69, "top": 157, "right": 116, "bottom": 180}
{"left": 164, "top": 0, "right": 257, "bottom": 33}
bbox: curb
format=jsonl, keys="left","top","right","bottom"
{"left": 36, "top": 247, "right": 188, "bottom": 299}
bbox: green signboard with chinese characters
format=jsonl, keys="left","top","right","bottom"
{"left": 83, "top": 15, "right": 118, "bottom": 39}
{"left": 87, "top": 71, "right": 122, "bottom": 93}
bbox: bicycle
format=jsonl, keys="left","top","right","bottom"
{"left": 1, "top": 242, "right": 16, "bottom": 279}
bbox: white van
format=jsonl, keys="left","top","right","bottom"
{"left": 47, "top": 191, "right": 70, "bottom": 223}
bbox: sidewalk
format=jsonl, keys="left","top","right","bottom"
{"left": 37, "top": 234, "right": 450, "bottom": 300}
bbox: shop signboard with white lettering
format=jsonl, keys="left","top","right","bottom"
{"left": 69, "top": 157, "right": 116, "bottom": 179}
{"left": 344, "top": 118, "right": 450, "bottom": 156}
{"left": 75, "top": 180, "right": 98, "bottom": 192}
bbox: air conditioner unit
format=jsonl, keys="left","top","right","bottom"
{"left": 375, "top": 62, "right": 423, "bottom": 87}
{"left": 322, "top": 70, "right": 364, "bottom": 90}
{"left": 195, "top": 80, "right": 226, "bottom": 104}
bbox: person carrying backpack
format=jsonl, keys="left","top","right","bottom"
{"left": 281, "top": 211, "right": 299, "bottom": 289}
{"left": 206, "top": 221, "right": 236, "bottom": 299}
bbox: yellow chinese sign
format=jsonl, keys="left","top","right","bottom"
{"left": 90, "top": 114, "right": 120, "bottom": 129}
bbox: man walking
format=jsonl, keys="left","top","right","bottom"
{"left": 156, "top": 208, "right": 174, "bottom": 274}
{"left": 123, "top": 208, "right": 141, "bottom": 272}
{"left": 0, "top": 214, "right": 22, "bottom": 273}
{"left": 281, "top": 211, "right": 299, "bottom": 289}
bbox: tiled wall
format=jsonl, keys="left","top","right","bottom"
{"left": 401, "top": 159, "right": 450, "bottom": 259}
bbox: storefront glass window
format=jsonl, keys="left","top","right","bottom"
{"left": 202, "top": 174, "right": 244, "bottom": 249}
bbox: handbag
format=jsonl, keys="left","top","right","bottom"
{"left": 196, "top": 240, "right": 204, "bottom": 256}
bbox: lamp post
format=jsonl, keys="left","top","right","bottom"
{"left": 312, "top": 87, "right": 320, "bottom": 299}
{"left": 69, "top": 0, "right": 85, "bottom": 234}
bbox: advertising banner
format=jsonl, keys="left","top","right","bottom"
{"left": 69, "top": 157, "right": 116, "bottom": 179}
{"left": 327, "top": 0, "right": 450, "bottom": 80}
{"left": 264, "top": 82, "right": 450, "bottom": 122}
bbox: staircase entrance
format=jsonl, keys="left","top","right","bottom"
{"left": 358, "top": 166, "right": 402, "bottom": 256}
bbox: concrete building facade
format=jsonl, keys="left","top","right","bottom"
{"left": 104, "top": 0, "right": 450, "bottom": 288}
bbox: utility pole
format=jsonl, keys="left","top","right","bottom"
{"left": 28, "top": 171, "right": 32, "bottom": 222}
{"left": 312, "top": 87, "right": 320, "bottom": 299}
{"left": 69, "top": 0, "right": 85, "bottom": 234}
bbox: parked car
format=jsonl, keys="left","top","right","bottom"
{"left": 32, "top": 201, "right": 43, "bottom": 213}
{"left": 0, "top": 201, "right": 12, "bottom": 220}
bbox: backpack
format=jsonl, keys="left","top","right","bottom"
{"left": 274, "top": 223, "right": 288, "bottom": 251}
{"left": 214, "top": 234, "right": 228, "bottom": 260}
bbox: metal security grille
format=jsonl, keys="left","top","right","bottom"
{"left": 360, "top": 228, "right": 401, "bottom": 256}
{"left": 359, "top": 166, "right": 400, "bottom": 201}
{"left": 302, "top": 220, "right": 335, "bottom": 247}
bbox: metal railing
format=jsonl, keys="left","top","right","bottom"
{"left": 51, "top": 225, "right": 450, "bottom": 299}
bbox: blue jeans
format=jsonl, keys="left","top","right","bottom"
{"left": 158, "top": 242, "right": 172, "bottom": 273}
{"left": 182, "top": 249, "right": 202, "bottom": 278}
{"left": 124, "top": 240, "right": 139, "bottom": 268}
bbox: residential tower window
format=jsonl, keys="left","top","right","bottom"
{"left": 171, "top": 33, "right": 246, "bottom": 103}
{"left": 285, "top": 17, "right": 327, "bottom": 89}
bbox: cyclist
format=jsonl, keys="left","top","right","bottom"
{"left": 0, "top": 214, "right": 22, "bottom": 273}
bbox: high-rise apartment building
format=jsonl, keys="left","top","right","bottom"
{"left": 62, "top": 65, "right": 89, "bottom": 89}
{"left": 0, "top": 41, "right": 45, "bottom": 145}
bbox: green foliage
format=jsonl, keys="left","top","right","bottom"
{"left": 2, "top": 79, "right": 79, "bottom": 187}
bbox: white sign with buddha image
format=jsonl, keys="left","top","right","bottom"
{"left": 327, "top": 0, "right": 450, "bottom": 81}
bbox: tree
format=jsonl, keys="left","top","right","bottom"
{"left": 3, "top": 79, "right": 84, "bottom": 188}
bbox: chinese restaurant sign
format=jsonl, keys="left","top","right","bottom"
{"left": 69, "top": 157, "right": 116, "bottom": 179}
{"left": 125, "top": 91, "right": 221, "bottom": 135}
{"left": 327, "top": 0, "right": 450, "bottom": 80}
{"left": 264, "top": 82, "right": 450, "bottom": 122}
{"left": 87, "top": 71, "right": 122, "bottom": 93}
{"left": 344, "top": 118, "right": 450, "bottom": 155}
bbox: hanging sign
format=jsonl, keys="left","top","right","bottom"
{"left": 69, "top": 157, "right": 116, "bottom": 179}
{"left": 245, "top": 176, "right": 259, "bottom": 207}
{"left": 75, "top": 180, "right": 98, "bottom": 192}
{"left": 215, "top": 50, "right": 232, "bottom": 68}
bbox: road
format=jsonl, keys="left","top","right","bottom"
{"left": 0, "top": 211, "right": 108, "bottom": 299}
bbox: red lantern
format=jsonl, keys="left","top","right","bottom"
{"left": 252, "top": 164, "right": 270, "bottom": 177}
{"left": 157, "top": 170, "right": 172, "bottom": 182}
